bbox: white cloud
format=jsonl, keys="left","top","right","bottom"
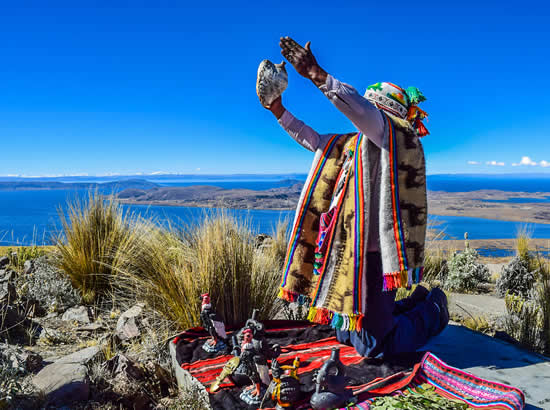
{"left": 467, "top": 161, "right": 479, "bottom": 165}
{"left": 195, "top": 168, "right": 201, "bottom": 171}
{"left": 540, "top": 160, "right": 550, "bottom": 167}
{"left": 520, "top": 156, "right": 537, "bottom": 166}
{"left": 486, "top": 160, "right": 505, "bottom": 166}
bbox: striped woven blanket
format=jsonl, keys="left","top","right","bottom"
{"left": 173, "top": 322, "right": 525, "bottom": 410}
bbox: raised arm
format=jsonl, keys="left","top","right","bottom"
{"left": 279, "top": 37, "right": 384, "bottom": 148}
{"left": 264, "top": 96, "right": 321, "bottom": 152}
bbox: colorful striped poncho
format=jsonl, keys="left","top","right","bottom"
{"left": 278, "top": 113, "right": 427, "bottom": 331}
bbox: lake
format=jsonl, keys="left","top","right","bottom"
{"left": 1, "top": 184, "right": 549, "bottom": 249}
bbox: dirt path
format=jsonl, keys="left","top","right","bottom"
{"left": 449, "top": 292, "right": 506, "bottom": 323}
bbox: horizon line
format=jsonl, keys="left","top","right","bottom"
{"left": 1, "top": 171, "right": 550, "bottom": 179}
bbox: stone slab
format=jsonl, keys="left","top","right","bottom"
{"left": 423, "top": 324, "right": 550, "bottom": 409}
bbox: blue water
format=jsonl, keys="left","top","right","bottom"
{"left": 429, "top": 215, "right": 550, "bottom": 240}
{"left": 1, "top": 176, "right": 550, "bottom": 251}
{"left": 427, "top": 174, "right": 550, "bottom": 192}
{"left": 0, "top": 189, "right": 294, "bottom": 246}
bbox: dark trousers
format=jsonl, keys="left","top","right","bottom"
{"left": 336, "top": 252, "right": 442, "bottom": 358}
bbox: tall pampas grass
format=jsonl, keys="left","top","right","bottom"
{"left": 116, "top": 212, "right": 289, "bottom": 330}
{"left": 53, "top": 191, "right": 142, "bottom": 303}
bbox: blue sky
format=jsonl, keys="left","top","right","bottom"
{"left": 0, "top": 1, "right": 549, "bottom": 176}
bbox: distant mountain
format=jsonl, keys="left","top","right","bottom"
{"left": 0, "top": 179, "right": 159, "bottom": 191}
{"left": 0, "top": 173, "right": 309, "bottom": 183}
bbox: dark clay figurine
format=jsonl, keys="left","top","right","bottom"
{"left": 236, "top": 308, "right": 281, "bottom": 360}
{"left": 310, "top": 348, "right": 355, "bottom": 409}
{"left": 269, "top": 358, "right": 302, "bottom": 410}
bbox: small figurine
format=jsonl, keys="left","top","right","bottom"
{"left": 310, "top": 348, "right": 355, "bottom": 409}
{"left": 237, "top": 329, "right": 271, "bottom": 405}
{"left": 256, "top": 59, "right": 288, "bottom": 108}
{"left": 210, "top": 330, "right": 270, "bottom": 404}
{"left": 200, "top": 293, "right": 228, "bottom": 353}
{"left": 237, "top": 308, "right": 281, "bottom": 360}
{"left": 268, "top": 358, "right": 302, "bottom": 410}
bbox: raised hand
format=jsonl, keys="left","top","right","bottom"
{"left": 279, "top": 37, "right": 327, "bottom": 86}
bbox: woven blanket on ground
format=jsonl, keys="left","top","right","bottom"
{"left": 173, "top": 322, "right": 525, "bottom": 410}
{"left": 278, "top": 113, "right": 428, "bottom": 330}
{"left": 174, "top": 321, "right": 420, "bottom": 410}
{"left": 350, "top": 352, "right": 526, "bottom": 410}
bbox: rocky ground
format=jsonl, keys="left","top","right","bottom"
{"left": 0, "top": 253, "right": 541, "bottom": 409}
{"left": 0, "top": 255, "right": 188, "bottom": 409}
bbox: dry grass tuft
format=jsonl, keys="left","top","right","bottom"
{"left": 515, "top": 226, "right": 532, "bottom": 263}
{"left": 423, "top": 222, "right": 452, "bottom": 284}
{"left": 462, "top": 315, "right": 491, "bottom": 333}
{"left": 53, "top": 191, "right": 142, "bottom": 303}
{"left": 117, "top": 212, "right": 288, "bottom": 330}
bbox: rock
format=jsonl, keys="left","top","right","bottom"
{"left": 61, "top": 305, "right": 90, "bottom": 324}
{"left": 105, "top": 353, "right": 145, "bottom": 380}
{"left": 103, "top": 354, "right": 170, "bottom": 410}
{"left": 0, "top": 256, "right": 9, "bottom": 268}
{"left": 32, "top": 346, "right": 100, "bottom": 406}
{"left": 0, "top": 343, "right": 43, "bottom": 373}
{"left": 76, "top": 322, "right": 105, "bottom": 332}
{"left": 39, "top": 327, "right": 65, "bottom": 345}
{"left": 57, "top": 346, "right": 100, "bottom": 365}
{"left": 33, "top": 362, "right": 89, "bottom": 405}
{"left": 0, "top": 269, "right": 17, "bottom": 303}
{"left": 23, "top": 260, "right": 34, "bottom": 275}
{"left": 116, "top": 303, "right": 145, "bottom": 341}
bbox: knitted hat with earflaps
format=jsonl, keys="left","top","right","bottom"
{"left": 364, "top": 82, "right": 429, "bottom": 137}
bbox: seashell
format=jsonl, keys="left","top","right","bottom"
{"left": 256, "top": 59, "right": 288, "bottom": 108}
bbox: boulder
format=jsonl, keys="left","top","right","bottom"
{"left": 33, "top": 362, "right": 89, "bottom": 405}
{"left": 0, "top": 256, "right": 9, "bottom": 268}
{"left": 116, "top": 303, "right": 145, "bottom": 341}
{"left": 61, "top": 305, "right": 90, "bottom": 324}
{"left": 56, "top": 345, "right": 101, "bottom": 365}
{"left": 32, "top": 346, "right": 100, "bottom": 406}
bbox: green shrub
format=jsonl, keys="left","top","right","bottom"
{"left": 17, "top": 256, "right": 82, "bottom": 313}
{"left": 53, "top": 191, "right": 141, "bottom": 303}
{"left": 444, "top": 247, "right": 490, "bottom": 292}
{"left": 496, "top": 256, "right": 536, "bottom": 298}
{"left": 504, "top": 254, "right": 550, "bottom": 355}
